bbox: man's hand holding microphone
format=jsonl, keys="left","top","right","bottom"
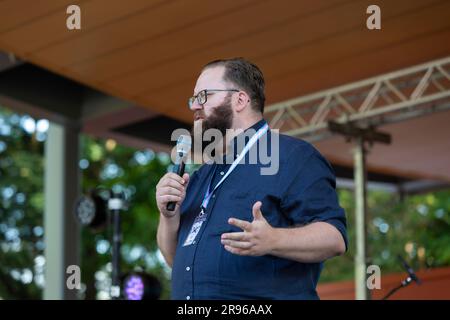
{"left": 156, "top": 172, "right": 190, "bottom": 218}
{"left": 156, "top": 135, "right": 191, "bottom": 266}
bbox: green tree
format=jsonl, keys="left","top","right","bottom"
{"left": 320, "top": 189, "right": 450, "bottom": 283}
{"left": 78, "top": 135, "right": 173, "bottom": 299}
{"left": 0, "top": 107, "right": 45, "bottom": 299}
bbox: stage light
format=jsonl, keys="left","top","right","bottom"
{"left": 123, "top": 272, "right": 162, "bottom": 300}
{"left": 75, "top": 188, "right": 129, "bottom": 299}
{"left": 74, "top": 189, "right": 109, "bottom": 230}
{"left": 123, "top": 274, "right": 144, "bottom": 300}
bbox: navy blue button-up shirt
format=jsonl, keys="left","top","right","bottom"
{"left": 172, "top": 119, "right": 347, "bottom": 300}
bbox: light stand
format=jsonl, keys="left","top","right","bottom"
{"left": 108, "top": 192, "right": 128, "bottom": 299}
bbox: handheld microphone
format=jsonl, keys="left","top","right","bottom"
{"left": 398, "top": 255, "right": 422, "bottom": 285}
{"left": 167, "top": 135, "right": 192, "bottom": 211}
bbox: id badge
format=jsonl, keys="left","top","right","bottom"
{"left": 182, "top": 209, "right": 207, "bottom": 247}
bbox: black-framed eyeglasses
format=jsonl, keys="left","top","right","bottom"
{"left": 188, "top": 89, "right": 239, "bottom": 109}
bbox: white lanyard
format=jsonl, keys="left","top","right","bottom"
{"left": 200, "top": 123, "right": 269, "bottom": 212}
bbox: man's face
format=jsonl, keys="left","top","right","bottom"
{"left": 191, "top": 66, "right": 234, "bottom": 136}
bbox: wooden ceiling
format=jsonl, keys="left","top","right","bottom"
{"left": 1, "top": 0, "right": 450, "bottom": 124}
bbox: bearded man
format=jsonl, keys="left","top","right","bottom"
{"left": 156, "top": 58, "right": 347, "bottom": 300}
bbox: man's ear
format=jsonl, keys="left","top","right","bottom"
{"left": 235, "top": 91, "right": 251, "bottom": 113}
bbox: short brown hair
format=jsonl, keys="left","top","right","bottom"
{"left": 203, "top": 57, "right": 265, "bottom": 113}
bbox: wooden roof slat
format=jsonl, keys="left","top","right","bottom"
{"left": 69, "top": 0, "right": 347, "bottom": 81}
{"left": 0, "top": 0, "right": 78, "bottom": 33}
{"left": 29, "top": 0, "right": 258, "bottom": 66}
{"left": 108, "top": 2, "right": 450, "bottom": 96}
{"left": 0, "top": 0, "right": 165, "bottom": 54}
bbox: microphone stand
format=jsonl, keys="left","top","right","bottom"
{"left": 382, "top": 255, "right": 421, "bottom": 300}
{"left": 382, "top": 276, "right": 413, "bottom": 300}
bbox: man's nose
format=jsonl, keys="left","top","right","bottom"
{"left": 190, "top": 100, "right": 204, "bottom": 111}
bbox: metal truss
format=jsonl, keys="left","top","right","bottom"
{"left": 265, "top": 56, "right": 450, "bottom": 142}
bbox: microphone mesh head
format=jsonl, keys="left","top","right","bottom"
{"left": 176, "top": 135, "right": 192, "bottom": 155}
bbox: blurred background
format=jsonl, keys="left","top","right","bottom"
{"left": 0, "top": 0, "right": 449, "bottom": 299}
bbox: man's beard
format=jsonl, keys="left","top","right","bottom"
{"left": 201, "top": 94, "right": 233, "bottom": 136}
{"left": 191, "top": 94, "right": 233, "bottom": 158}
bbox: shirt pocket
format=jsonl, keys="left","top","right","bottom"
{"left": 226, "top": 189, "right": 283, "bottom": 228}
{"left": 207, "top": 191, "right": 278, "bottom": 285}
{"left": 210, "top": 189, "right": 255, "bottom": 234}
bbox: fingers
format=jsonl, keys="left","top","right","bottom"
{"left": 159, "top": 194, "right": 182, "bottom": 203}
{"left": 224, "top": 245, "right": 250, "bottom": 256}
{"left": 222, "top": 231, "right": 254, "bottom": 255}
{"left": 221, "top": 232, "right": 248, "bottom": 241}
{"left": 221, "top": 232, "right": 253, "bottom": 251}
{"left": 221, "top": 239, "right": 253, "bottom": 249}
{"left": 252, "top": 201, "right": 263, "bottom": 220}
{"left": 158, "top": 186, "right": 183, "bottom": 197}
{"left": 182, "top": 173, "right": 190, "bottom": 185}
{"left": 157, "top": 173, "right": 185, "bottom": 189}
{"left": 159, "top": 173, "right": 186, "bottom": 188}
{"left": 156, "top": 172, "right": 190, "bottom": 217}
{"left": 164, "top": 179, "right": 185, "bottom": 193}
{"left": 156, "top": 173, "right": 188, "bottom": 202}
{"left": 228, "top": 218, "right": 252, "bottom": 231}
{"left": 166, "top": 172, "right": 186, "bottom": 185}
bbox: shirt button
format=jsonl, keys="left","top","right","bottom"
{"left": 220, "top": 171, "right": 224, "bottom": 175}
{"left": 212, "top": 194, "right": 215, "bottom": 198}
{"left": 186, "top": 266, "right": 190, "bottom": 271}
{"left": 186, "top": 295, "right": 191, "bottom": 300}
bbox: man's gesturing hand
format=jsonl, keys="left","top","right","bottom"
{"left": 221, "top": 201, "right": 276, "bottom": 256}
{"left": 156, "top": 172, "right": 189, "bottom": 218}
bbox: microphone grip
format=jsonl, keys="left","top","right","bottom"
{"left": 166, "top": 161, "right": 186, "bottom": 211}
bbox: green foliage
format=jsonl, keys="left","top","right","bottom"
{"left": 320, "top": 189, "right": 450, "bottom": 283}
{"left": 0, "top": 107, "right": 45, "bottom": 299}
{"left": 79, "top": 135, "right": 173, "bottom": 299}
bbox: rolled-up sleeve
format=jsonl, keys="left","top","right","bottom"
{"left": 280, "top": 149, "right": 348, "bottom": 251}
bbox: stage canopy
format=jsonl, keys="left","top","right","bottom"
{"left": 1, "top": 0, "right": 449, "bottom": 190}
